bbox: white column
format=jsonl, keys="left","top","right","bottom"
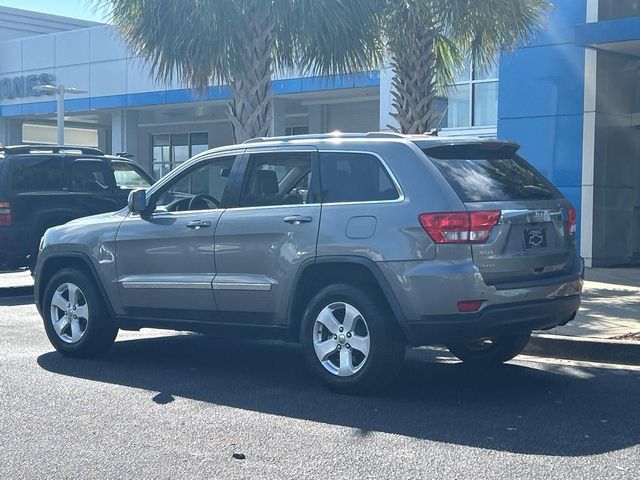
{"left": 97, "top": 127, "right": 110, "bottom": 154}
{"left": 580, "top": 2, "right": 599, "bottom": 268}
{"left": 379, "top": 65, "right": 398, "bottom": 132}
{"left": 308, "top": 104, "right": 325, "bottom": 134}
{"left": 586, "top": 0, "right": 599, "bottom": 22}
{"left": 0, "top": 118, "right": 23, "bottom": 145}
{"left": 111, "top": 110, "right": 139, "bottom": 160}
{"left": 271, "top": 97, "right": 286, "bottom": 137}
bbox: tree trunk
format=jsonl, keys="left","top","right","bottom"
{"left": 387, "top": 29, "right": 441, "bottom": 135}
{"left": 227, "top": 4, "right": 274, "bottom": 143}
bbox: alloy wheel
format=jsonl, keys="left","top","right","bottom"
{"left": 50, "top": 282, "right": 89, "bottom": 344}
{"left": 313, "top": 302, "right": 370, "bottom": 377}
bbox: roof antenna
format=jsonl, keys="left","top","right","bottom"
{"left": 428, "top": 105, "right": 448, "bottom": 136}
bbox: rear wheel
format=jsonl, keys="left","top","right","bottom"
{"left": 42, "top": 268, "right": 118, "bottom": 357}
{"left": 300, "top": 284, "right": 405, "bottom": 394}
{"left": 447, "top": 333, "right": 531, "bottom": 366}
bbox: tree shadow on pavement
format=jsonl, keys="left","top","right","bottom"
{"left": 37, "top": 334, "right": 640, "bottom": 457}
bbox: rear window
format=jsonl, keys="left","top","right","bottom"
{"left": 10, "top": 155, "right": 63, "bottom": 192}
{"left": 320, "top": 152, "right": 399, "bottom": 203}
{"left": 424, "top": 146, "right": 558, "bottom": 202}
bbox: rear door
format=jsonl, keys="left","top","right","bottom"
{"left": 424, "top": 144, "right": 576, "bottom": 285}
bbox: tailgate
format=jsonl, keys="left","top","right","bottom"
{"left": 421, "top": 142, "right": 577, "bottom": 286}
{"left": 468, "top": 202, "right": 574, "bottom": 285}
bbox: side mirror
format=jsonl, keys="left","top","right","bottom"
{"left": 128, "top": 189, "right": 147, "bottom": 214}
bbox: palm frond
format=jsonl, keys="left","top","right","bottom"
{"left": 95, "top": 0, "right": 237, "bottom": 90}
{"left": 274, "top": 0, "right": 385, "bottom": 77}
{"left": 437, "top": 0, "right": 552, "bottom": 69}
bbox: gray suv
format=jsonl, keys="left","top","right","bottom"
{"left": 34, "top": 133, "right": 583, "bottom": 393}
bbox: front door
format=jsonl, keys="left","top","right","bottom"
{"left": 213, "top": 149, "right": 320, "bottom": 325}
{"left": 115, "top": 154, "right": 239, "bottom": 320}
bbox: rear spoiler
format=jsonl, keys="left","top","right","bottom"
{"left": 423, "top": 142, "right": 520, "bottom": 160}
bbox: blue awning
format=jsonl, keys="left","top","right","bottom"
{"left": 575, "top": 17, "right": 640, "bottom": 57}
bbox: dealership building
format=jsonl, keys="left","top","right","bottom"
{"left": 0, "top": 0, "right": 639, "bottom": 267}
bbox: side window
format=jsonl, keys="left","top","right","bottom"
{"left": 239, "top": 152, "right": 313, "bottom": 207}
{"left": 112, "top": 163, "right": 152, "bottom": 190}
{"left": 319, "top": 152, "right": 399, "bottom": 203}
{"left": 154, "top": 156, "right": 236, "bottom": 212}
{"left": 69, "top": 160, "right": 112, "bottom": 193}
{"left": 10, "top": 156, "right": 63, "bottom": 192}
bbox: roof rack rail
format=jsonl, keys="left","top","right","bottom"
{"left": 0, "top": 145, "right": 105, "bottom": 156}
{"left": 243, "top": 131, "right": 406, "bottom": 144}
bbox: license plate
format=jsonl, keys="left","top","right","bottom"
{"left": 523, "top": 227, "right": 547, "bottom": 250}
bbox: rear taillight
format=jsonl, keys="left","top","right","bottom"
{"left": 419, "top": 211, "right": 500, "bottom": 244}
{"left": 566, "top": 206, "right": 577, "bottom": 236}
{"left": 0, "top": 202, "right": 11, "bottom": 226}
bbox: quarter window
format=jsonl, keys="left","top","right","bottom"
{"left": 239, "top": 152, "right": 313, "bottom": 207}
{"left": 319, "top": 152, "right": 399, "bottom": 203}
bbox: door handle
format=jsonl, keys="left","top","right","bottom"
{"left": 186, "top": 220, "right": 211, "bottom": 229}
{"left": 284, "top": 215, "right": 313, "bottom": 225}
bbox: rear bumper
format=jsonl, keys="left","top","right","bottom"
{"left": 377, "top": 252, "right": 583, "bottom": 346}
{"left": 404, "top": 295, "right": 580, "bottom": 346}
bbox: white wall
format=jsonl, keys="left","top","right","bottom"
{"left": 22, "top": 123, "right": 98, "bottom": 146}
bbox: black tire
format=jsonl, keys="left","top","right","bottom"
{"left": 300, "top": 283, "right": 406, "bottom": 394}
{"left": 447, "top": 333, "right": 531, "bottom": 366}
{"left": 42, "top": 268, "right": 118, "bottom": 357}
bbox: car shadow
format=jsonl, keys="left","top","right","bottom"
{"left": 37, "top": 334, "right": 640, "bottom": 457}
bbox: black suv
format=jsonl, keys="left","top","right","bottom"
{"left": 0, "top": 145, "right": 153, "bottom": 270}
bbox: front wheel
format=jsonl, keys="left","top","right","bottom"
{"left": 447, "top": 333, "right": 531, "bottom": 366}
{"left": 42, "top": 268, "right": 118, "bottom": 357}
{"left": 300, "top": 284, "right": 405, "bottom": 394}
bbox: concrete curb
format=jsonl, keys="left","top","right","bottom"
{"left": 525, "top": 333, "right": 640, "bottom": 366}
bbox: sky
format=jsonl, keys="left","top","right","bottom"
{"left": 0, "top": 0, "right": 108, "bottom": 22}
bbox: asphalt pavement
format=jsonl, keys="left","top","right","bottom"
{"left": 1, "top": 290, "right": 639, "bottom": 479}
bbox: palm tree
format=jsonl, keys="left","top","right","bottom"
{"left": 382, "top": 0, "right": 552, "bottom": 134}
{"left": 96, "top": 0, "right": 384, "bottom": 142}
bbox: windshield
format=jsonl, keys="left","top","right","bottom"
{"left": 423, "top": 146, "right": 559, "bottom": 202}
{"left": 112, "top": 162, "right": 152, "bottom": 189}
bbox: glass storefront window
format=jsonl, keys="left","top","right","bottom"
{"left": 172, "top": 133, "right": 190, "bottom": 165}
{"left": 473, "top": 82, "right": 499, "bottom": 126}
{"left": 285, "top": 126, "right": 309, "bottom": 136}
{"left": 151, "top": 132, "right": 208, "bottom": 178}
{"left": 453, "top": 62, "right": 471, "bottom": 83}
{"left": 190, "top": 132, "right": 209, "bottom": 156}
{"left": 444, "top": 84, "right": 471, "bottom": 128}
{"left": 474, "top": 62, "right": 499, "bottom": 81}
{"left": 436, "top": 59, "right": 499, "bottom": 129}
